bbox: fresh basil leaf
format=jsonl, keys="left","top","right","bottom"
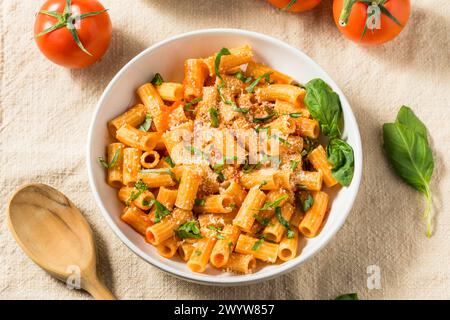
{"left": 164, "top": 156, "right": 175, "bottom": 168}
{"left": 275, "top": 206, "right": 294, "bottom": 238}
{"left": 335, "top": 293, "right": 359, "bottom": 300}
{"left": 245, "top": 72, "right": 272, "bottom": 93}
{"left": 97, "top": 149, "right": 121, "bottom": 169}
{"left": 383, "top": 113, "right": 434, "bottom": 236}
{"left": 304, "top": 78, "right": 342, "bottom": 138}
{"left": 209, "top": 107, "right": 219, "bottom": 128}
{"left": 396, "top": 105, "right": 427, "bottom": 140}
{"left": 139, "top": 113, "right": 152, "bottom": 132}
{"left": 154, "top": 200, "right": 171, "bottom": 223}
{"left": 151, "top": 73, "right": 164, "bottom": 86}
{"left": 326, "top": 138, "right": 355, "bottom": 186}
{"left": 176, "top": 220, "right": 202, "bottom": 239}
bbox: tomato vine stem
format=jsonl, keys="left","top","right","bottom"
{"left": 34, "top": 0, "right": 108, "bottom": 56}
{"left": 339, "top": 0, "right": 386, "bottom": 26}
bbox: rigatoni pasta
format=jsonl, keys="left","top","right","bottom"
{"left": 99, "top": 45, "right": 353, "bottom": 274}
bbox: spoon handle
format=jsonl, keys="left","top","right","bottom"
{"left": 83, "top": 275, "right": 116, "bottom": 300}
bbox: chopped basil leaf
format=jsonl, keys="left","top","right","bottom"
{"left": 98, "top": 149, "right": 121, "bottom": 169}
{"left": 125, "top": 180, "right": 149, "bottom": 206}
{"left": 242, "top": 161, "right": 262, "bottom": 174}
{"left": 290, "top": 160, "right": 300, "bottom": 171}
{"left": 135, "top": 180, "right": 148, "bottom": 192}
{"left": 245, "top": 72, "right": 272, "bottom": 93}
{"left": 184, "top": 97, "right": 202, "bottom": 112}
{"left": 164, "top": 156, "right": 175, "bottom": 168}
{"left": 271, "top": 134, "right": 292, "bottom": 146}
{"left": 151, "top": 73, "right": 164, "bottom": 86}
{"left": 275, "top": 207, "right": 294, "bottom": 239}
{"left": 214, "top": 48, "right": 231, "bottom": 80}
{"left": 142, "top": 198, "right": 154, "bottom": 207}
{"left": 252, "top": 236, "right": 266, "bottom": 251}
{"left": 288, "top": 113, "right": 302, "bottom": 118}
{"left": 253, "top": 214, "right": 270, "bottom": 226}
{"left": 139, "top": 113, "right": 152, "bottom": 131}
{"left": 209, "top": 107, "right": 219, "bottom": 128}
{"left": 259, "top": 180, "right": 268, "bottom": 189}
{"left": 335, "top": 293, "right": 359, "bottom": 300}
{"left": 253, "top": 112, "right": 276, "bottom": 124}
{"left": 215, "top": 48, "right": 239, "bottom": 109}
{"left": 298, "top": 192, "right": 314, "bottom": 212}
{"left": 208, "top": 225, "right": 224, "bottom": 240}
{"left": 177, "top": 221, "right": 202, "bottom": 239}
{"left": 259, "top": 195, "right": 288, "bottom": 211}
{"left": 194, "top": 198, "right": 205, "bottom": 206}
{"left": 194, "top": 250, "right": 202, "bottom": 256}
{"left": 217, "top": 171, "right": 225, "bottom": 183}
{"left": 235, "top": 71, "right": 252, "bottom": 83}
{"left": 233, "top": 106, "right": 249, "bottom": 114}
{"left": 153, "top": 200, "right": 171, "bottom": 223}
{"left": 140, "top": 168, "right": 177, "bottom": 182}
{"left": 185, "top": 145, "right": 210, "bottom": 160}
{"left": 255, "top": 126, "right": 270, "bottom": 134}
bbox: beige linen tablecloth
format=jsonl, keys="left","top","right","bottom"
{"left": 1, "top": 0, "right": 449, "bottom": 300}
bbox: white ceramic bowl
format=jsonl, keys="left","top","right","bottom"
{"left": 87, "top": 28, "right": 362, "bottom": 285}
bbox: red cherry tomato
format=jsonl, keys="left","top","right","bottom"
{"left": 34, "top": 0, "right": 112, "bottom": 68}
{"left": 333, "top": 0, "right": 410, "bottom": 45}
{"left": 267, "top": 0, "right": 322, "bottom": 13}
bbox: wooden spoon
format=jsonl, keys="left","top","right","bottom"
{"left": 7, "top": 183, "right": 116, "bottom": 300}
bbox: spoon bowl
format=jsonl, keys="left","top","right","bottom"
{"left": 8, "top": 184, "right": 115, "bottom": 300}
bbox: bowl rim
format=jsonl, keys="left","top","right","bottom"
{"left": 87, "top": 28, "right": 363, "bottom": 286}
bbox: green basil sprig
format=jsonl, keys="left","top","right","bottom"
{"left": 383, "top": 106, "right": 434, "bottom": 237}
